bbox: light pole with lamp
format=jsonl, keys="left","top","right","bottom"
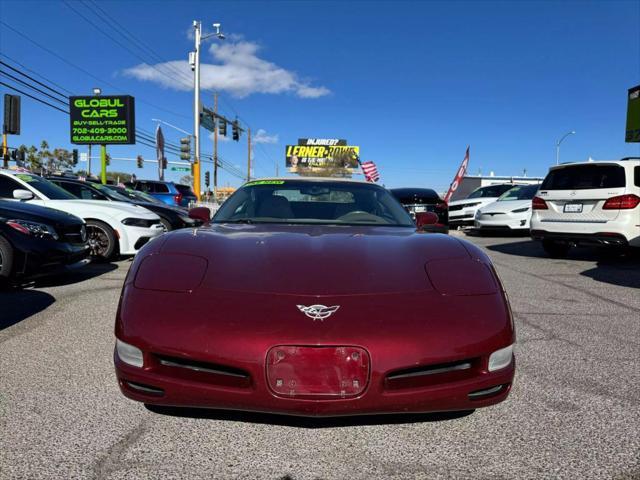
{"left": 190, "top": 21, "right": 225, "bottom": 200}
{"left": 556, "top": 130, "right": 576, "bottom": 166}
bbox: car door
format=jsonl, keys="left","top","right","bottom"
{"left": 537, "top": 164, "right": 626, "bottom": 224}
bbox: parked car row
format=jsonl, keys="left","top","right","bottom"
{"left": 0, "top": 170, "right": 203, "bottom": 285}
{"left": 464, "top": 158, "right": 640, "bottom": 258}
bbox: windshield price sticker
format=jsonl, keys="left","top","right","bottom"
{"left": 69, "top": 96, "right": 136, "bottom": 145}
{"left": 245, "top": 180, "right": 286, "bottom": 187}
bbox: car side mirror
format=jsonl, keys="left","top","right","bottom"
{"left": 13, "top": 189, "right": 34, "bottom": 201}
{"left": 188, "top": 206, "right": 211, "bottom": 224}
{"left": 415, "top": 211, "right": 438, "bottom": 230}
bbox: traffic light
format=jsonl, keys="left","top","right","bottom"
{"left": 105, "top": 153, "right": 111, "bottom": 166}
{"left": 72, "top": 149, "right": 78, "bottom": 165}
{"left": 218, "top": 119, "right": 227, "bottom": 137}
{"left": 204, "top": 171, "right": 210, "bottom": 187}
{"left": 10, "top": 149, "right": 25, "bottom": 163}
{"left": 180, "top": 137, "right": 191, "bottom": 161}
{"left": 136, "top": 155, "right": 143, "bottom": 168}
{"left": 232, "top": 120, "right": 239, "bottom": 141}
{"left": 162, "top": 157, "right": 168, "bottom": 170}
{"left": 3, "top": 94, "right": 20, "bottom": 135}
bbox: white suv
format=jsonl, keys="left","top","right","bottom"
{"left": 530, "top": 159, "right": 640, "bottom": 257}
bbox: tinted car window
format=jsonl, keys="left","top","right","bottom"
{"left": 175, "top": 184, "right": 196, "bottom": 196}
{"left": 635, "top": 166, "right": 640, "bottom": 187}
{"left": 390, "top": 188, "right": 441, "bottom": 204}
{"left": 6, "top": 174, "right": 76, "bottom": 200}
{"left": 153, "top": 183, "right": 170, "bottom": 193}
{"left": 467, "top": 184, "right": 515, "bottom": 199}
{"left": 0, "top": 175, "right": 26, "bottom": 198}
{"left": 541, "top": 165, "right": 625, "bottom": 190}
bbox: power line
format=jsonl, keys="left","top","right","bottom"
{"left": 0, "top": 70, "right": 69, "bottom": 106}
{"left": 0, "top": 52, "right": 75, "bottom": 96}
{"left": 0, "top": 81, "right": 70, "bottom": 114}
{"left": 0, "top": 60, "right": 69, "bottom": 100}
{"left": 0, "top": 20, "right": 190, "bottom": 120}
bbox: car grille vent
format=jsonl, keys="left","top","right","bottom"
{"left": 153, "top": 354, "right": 251, "bottom": 388}
{"left": 385, "top": 358, "right": 477, "bottom": 390}
{"left": 59, "top": 225, "right": 86, "bottom": 245}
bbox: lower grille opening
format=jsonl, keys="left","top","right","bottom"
{"left": 385, "top": 359, "right": 477, "bottom": 390}
{"left": 123, "top": 380, "right": 164, "bottom": 397}
{"left": 134, "top": 237, "right": 151, "bottom": 250}
{"left": 153, "top": 354, "right": 251, "bottom": 389}
{"left": 468, "top": 384, "right": 506, "bottom": 400}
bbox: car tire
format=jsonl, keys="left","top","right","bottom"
{"left": 86, "top": 220, "right": 117, "bottom": 261}
{"left": 159, "top": 218, "right": 173, "bottom": 232}
{"left": 0, "top": 235, "right": 14, "bottom": 281}
{"left": 542, "top": 240, "right": 570, "bottom": 258}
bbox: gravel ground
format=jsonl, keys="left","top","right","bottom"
{"left": 1, "top": 233, "right": 639, "bottom": 480}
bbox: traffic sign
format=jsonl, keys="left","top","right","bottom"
{"left": 171, "top": 166, "right": 191, "bottom": 172}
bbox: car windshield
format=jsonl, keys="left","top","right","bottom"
{"left": 213, "top": 180, "right": 414, "bottom": 226}
{"left": 467, "top": 184, "right": 516, "bottom": 199}
{"left": 498, "top": 184, "right": 540, "bottom": 201}
{"left": 13, "top": 173, "right": 77, "bottom": 200}
{"left": 90, "top": 183, "right": 133, "bottom": 202}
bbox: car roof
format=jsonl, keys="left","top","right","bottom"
{"left": 550, "top": 159, "right": 640, "bottom": 170}
{"left": 244, "top": 177, "right": 373, "bottom": 185}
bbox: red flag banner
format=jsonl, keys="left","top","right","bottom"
{"left": 361, "top": 160, "right": 380, "bottom": 182}
{"left": 444, "top": 146, "right": 470, "bottom": 203}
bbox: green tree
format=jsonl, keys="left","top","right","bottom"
{"left": 51, "top": 148, "right": 73, "bottom": 171}
{"left": 38, "top": 140, "right": 52, "bottom": 173}
{"left": 26, "top": 145, "right": 39, "bottom": 171}
{"left": 179, "top": 175, "right": 193, "bottom": 186}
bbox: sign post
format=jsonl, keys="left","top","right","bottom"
{"left": 626, "top": 85, "right": 640, "bottom": 143}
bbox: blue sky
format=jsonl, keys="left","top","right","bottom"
{"left": 0, "top": 0, "right": 638, "bottom": 191}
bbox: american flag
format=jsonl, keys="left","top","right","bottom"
{"left": 360, "top": 160, "right": 380, "bottom": 182}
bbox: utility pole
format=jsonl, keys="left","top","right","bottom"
{"left": 556, "top": 130, "right": 576, "bottom": 166}
{"left": 247, "top": 127, "right": 251, "bottom": 182}
{"left": 213, "top": 92, "right": 218, "bottom": 202}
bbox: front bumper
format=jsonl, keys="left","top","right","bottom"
{"left": 475, "top": 215, "right": 529, "bottom": 231}
{"left": 115, "top": 350, "right": 514, "bottom": 417}
{"left": 11, "top": 234, "right": 91, "bottom": 278}
{"left": 117, "top": 224, "right": 165, "bottom": 255}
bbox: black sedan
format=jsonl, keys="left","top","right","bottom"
{"left": 390, "top": 188, "right": 449, "bottom": 233}
{"left": 47, "top": 178, "right": 200, "bottom": 231}
{"left": 0, "top": 200, "right": 90, "bottom": 283}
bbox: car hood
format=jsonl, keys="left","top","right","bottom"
{"left": 479, "top": 199, "right": 532, "bottom": 213}
{"left": 39, "top": 200, "right": 160, "bottom": 219}
{"left": 0, "top": 200, "right": 84, "bottom": 225}
{"left": 150, "top": 224, "right": 473, "bottom": 295}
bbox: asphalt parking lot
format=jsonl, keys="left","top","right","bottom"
{"left": 1, "top": 233, "right": 639, "bottom": 480}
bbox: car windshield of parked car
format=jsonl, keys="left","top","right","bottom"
{"left": 13, "top": 174, "right": 77, "bottom": 200}
{"left": 214, "top": 180, "right": 414, "bottom": 226}
{"left": 541, "top": 164, "right": 626, "bottom": 190}
{"left": 498, "top": 184, "right": 539, "bottom": 201}
{"left": 90, "top": 183, "right": 133, "bottom": 202}
{"left": 467, "top": 184, "right": 515, "bottom": 199}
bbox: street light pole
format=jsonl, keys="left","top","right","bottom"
{"left": 191, "top": 21, "right": 225, "bottom": 201}
{"left": 556, "top": 130, "right": 576, "bottom": 165}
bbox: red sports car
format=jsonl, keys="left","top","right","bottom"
{"left": 114, "top": 178, "right": 515, "bottom": 417}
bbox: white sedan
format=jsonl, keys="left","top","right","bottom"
{"left": 0, "top": 170, "right": 164, "bottom": 260}
{"left": 474, "top": 184, "right": 540, "bottom": 231}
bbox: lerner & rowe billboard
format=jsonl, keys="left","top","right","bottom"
{"left": 286, "top": 138, "right": 360, "bottom": 173}
{"left": 69, "top": 96, "right": 136, "bottom": 145}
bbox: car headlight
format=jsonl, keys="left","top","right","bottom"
{"left": 6, "top": 219, "right": 59, "bottom": 240}
{"left": 474, "top": 210, "right": 482, "bottom": 219}
{"left": 488, "top": 344, "right": 514, "bottom": 372}
{"left": 116, "top": 339, "right": 144, "bottom": 367}
{"left": 511, "top": 207, "right": 530, "bottom": 213}
{"left": 121, "top": 218, "right": 155, "bottom": 228}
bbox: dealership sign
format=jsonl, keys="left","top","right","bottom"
{"left": 286, "top": 138, "right": 360, "bottom": 172}
{"left": 626, "top": 85, "right": 639, "bottom": 143}
{"left": 69, "top": 96, "right": 135, "bottom": 145}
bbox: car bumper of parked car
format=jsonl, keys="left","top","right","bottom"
{"left": 530, "top": 230, "right": 630, "bottom": 247}
{"left": 420, "top": 224, "right": 450, "bottom": 234}
{"left": 474, "top": 216, "right": 529, "bottom": 231}
{"left": 117, "top": 224, "right": 165, "bottom": 255}
{"left": 12, "top": 238, "right": 91, "bottom": 278}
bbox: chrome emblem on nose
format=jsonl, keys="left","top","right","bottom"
{"left": 296, "top": 304, "right": 340, "bottom": 321}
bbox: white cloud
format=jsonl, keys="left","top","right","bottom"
{"left": 208, "top": 131, "right": 231, "bottom": 142}
{"left": 252, "top": 129, "right": 278, "bottom": 144}
{"left": 123, "top": 38, "right": 329, "bottom": 99}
